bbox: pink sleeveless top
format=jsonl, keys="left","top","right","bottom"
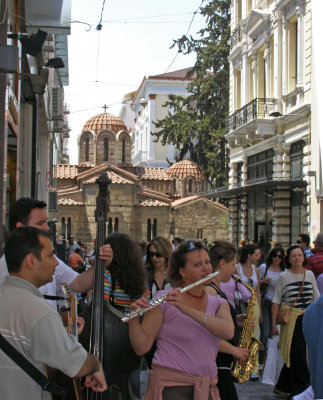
{"left": 152, "top": 289, "right": 226, "bottom": 379}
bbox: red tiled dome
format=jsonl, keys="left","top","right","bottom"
{"left": 166, "top": 160, "right": 204, "bottom": 180}
{"left": 82, "top": 113, "right": 127, "bottom": 135}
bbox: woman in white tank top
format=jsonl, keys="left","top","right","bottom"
{"left": 236, "top": 244, "right": 261, "bottom": 380}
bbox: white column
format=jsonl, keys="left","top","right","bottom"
{"left": 296, "top": 5, "right": 304, "bottom": 85}
{"left": 273, "top": 11, "right": 282, "bottom": 107}
{"left": 264, "top": 42, "right": 271, "bottom": 99}
{"left": 148, "top": 96, "right": 155, "bottom": 160}
{"left": 233, "top": 68, "right": 237, "bottom": 111}
{"left": 252, "top": 55, "right": 258, "bottom": 100}
{"left": 282, "top": 17, "right": 289, "bottom": 96}
{"left": 242, "top": 49, "right": 249, "bottom": 106}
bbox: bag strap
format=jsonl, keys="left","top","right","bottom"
{"left": 290, "top": 271, "right": 306, "bottom": 311}
{"left": 0, "top": 333, "right": 68, "bottom": 399}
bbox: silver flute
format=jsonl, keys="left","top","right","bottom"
{"left": 121, "top": 271, "right": 219, "bottom": 323}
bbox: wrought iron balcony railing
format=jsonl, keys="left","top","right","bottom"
{"left": 226, "top": 98, "right": 276, "bottom": 134}
{"left": 230, "top": 25, "right": 241, "bottom": 49}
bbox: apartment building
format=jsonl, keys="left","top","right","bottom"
{"left": 220, "top": 0, "right": 322, "bottom": 250}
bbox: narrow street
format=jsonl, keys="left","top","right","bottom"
{"left": 236, "top": 380, "right": 278, "bottom": 400}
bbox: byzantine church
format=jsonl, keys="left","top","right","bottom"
{"left": 54, "top": 112, "right": 228, "bottom": 244}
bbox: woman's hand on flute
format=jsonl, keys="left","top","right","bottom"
{"left": 165, "top": 288, "right": 191, "bottom": 313}
{"left": 129, "top": 293, "right": 151, "bottom": 312}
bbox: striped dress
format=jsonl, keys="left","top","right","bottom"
{"left": 87, "top": 270, "right": 133, "bottom": 313}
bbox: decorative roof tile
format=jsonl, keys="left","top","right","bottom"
{"left": 171, "top": 195, "right": 228, "bottom": 211}
{"left": 82, "top": 113, "right": 127, "bottom": 135}
{"left": 57, "top": 198, "right": 83, "bottom": 206}
{"left": 148, "top": 67, "right": 196, "bottom": 81}
{"left": 54, "top": 164, "right": 78, "bottom": 179}
{"left": 166, "top": 160, "right": 204, "bottom": 180}
{"left": 137, "top": 199, "right": 169, "bottom": 207}
{"left": 83, "top": 170, "right": 135, "bottom": 185}
{"left": 134, "top": 166, "right": 169, "bottom": 180}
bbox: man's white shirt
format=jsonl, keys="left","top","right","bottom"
{"left": 0, "top": 254, "right": 78, "bottom": 308}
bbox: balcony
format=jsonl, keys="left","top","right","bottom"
{"left": 226, "top": 98, "right": 276, "bottom": 135}
{"left": 230, "top": 25, "right": 241, "bottom": 49}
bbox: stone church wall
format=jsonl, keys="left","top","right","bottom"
{"left": 173, "top": 200, "right": 228, "bottom": 241}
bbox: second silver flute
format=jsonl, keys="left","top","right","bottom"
{"left": 121, "top": 271, "right": 219, "bottom": 323}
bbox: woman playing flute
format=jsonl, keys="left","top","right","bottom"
{"left": 128, "top": 240, "right": 234, "bottom": 400}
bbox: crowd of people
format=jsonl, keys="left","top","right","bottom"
{"left": 0, "top": 197, "right": 322, "bottom": 400}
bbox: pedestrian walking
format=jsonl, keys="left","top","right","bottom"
{"left": 272, "top": 244, "right": 320, "bottom": 399}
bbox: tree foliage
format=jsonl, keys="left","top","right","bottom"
{"left": 153, "top": 0, "right": 231, "bottom": 187}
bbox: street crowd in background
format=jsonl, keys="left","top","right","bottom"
{"left": 0, "top": 197, "right": 322, "bottom": 400}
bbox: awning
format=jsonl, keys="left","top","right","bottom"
{"left": 203, "top": 178, "right": 307, "bottom": 199}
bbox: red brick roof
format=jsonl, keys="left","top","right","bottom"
{"left": 148, "top": 68, "right": 196, "bottom": 81}
{"left": 137, "top": 186, "right": 171, "bottom": 203}
{"left": 122, "top": 166, "right": 170, "bottom": 181}
{"left": 171, "top": 195, "right": 228, "bottom": 211}
{"left": 166, "top": 160, "right": 204, "bottom": 180}
{"left": 54, "top": 164, "right": 78, "bottom": 179}
{"left": 131, "top": 68, "right": 195, "bottom": 107}
{"left": 83, "top": 170, "right": 135, "bottom": 185}
{"left": 57, "top": 198, "right": 83, "bottom": 206}
{"left": 82, "top": 113, "right": 127, "bottom": 135}
{"left": 137, "top": 199, "right": 169, "bottom": 207}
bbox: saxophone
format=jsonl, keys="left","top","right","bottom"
{"left": 231, "top": 275, "right": 264, "bottom": 383}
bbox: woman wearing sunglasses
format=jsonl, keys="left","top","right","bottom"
{"left": 129, "top": 241, "right": 234, "bottom": 400}
{"left": 258, "top": 246, "right": 285, "bottom": 368}
{"left": 145, "top": 237, "right": 173, "bottom": 299}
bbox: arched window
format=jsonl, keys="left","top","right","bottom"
{"left": 147, "top": 219, "right": 151, "bottom": 241}
{"left": 104, "top": 137, "right": 109, "bottom": 161}
{"left": 85, "top": 137, "right": 89, "bottom": 161}
{"left": 153, "top": 219, "right": 157, "bottom": 238}
{"left": 67, "top": 217, "right": 71, "bottom": 239}
{"left": 108, "top": 217, "right": 113, "bottom": 235}
{"left": 188, "top": 179, "right": 193, "bottom": 193}
{"left": 61, "top": 217, "right": 66, "bottom": 239}
{"left": 114, "top": 218, "right": 119, "bottom": 232}
{"left": 122, "top": 138, "right": 126, "bottom": 163}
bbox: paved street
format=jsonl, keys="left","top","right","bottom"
{"left": 236, "top": 380, "right": 278, "bottom": 400}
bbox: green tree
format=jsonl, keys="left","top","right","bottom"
{"left": 153, "top": 0, "right": 230, "bottom": 187}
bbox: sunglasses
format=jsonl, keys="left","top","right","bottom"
{"left": 148, "top": 251, "right": 163, "bottom": 258}
{"left": 248, "top": 278, "right": 254, "bottom": 286}
{"left": 296, "top": 240, "right": 302, "bottom": 244}
{"left": 273, "top": 254, "right": 283, "bottom": 259}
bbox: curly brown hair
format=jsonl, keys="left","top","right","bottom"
{"left": 104, "top": 233, "right": 145, "bottom": 299}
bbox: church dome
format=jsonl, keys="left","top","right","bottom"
{"left": 166, "top": 160, "right": 204, "bottom": 180}
{"left": 82, "top": 112, "right": 127, "bottom": 135}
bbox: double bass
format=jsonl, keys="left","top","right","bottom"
{"left": 80, "top": 171, "right": 141, "bottom": 400}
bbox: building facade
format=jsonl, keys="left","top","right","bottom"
{"left": 130, "top": 68, "right": 196, "bottom": 167}
{"left": 218, "top": 0, "right": 322, "bottom": 251}
{"left": 0, "top": 0, "right": 71, "bottom": 247}
{"left": 55, "top": 112, "right": 228, "bottom": 244}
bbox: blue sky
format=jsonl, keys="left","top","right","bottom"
{"left": 65, "top": 0, "right": 206, "bottom": 163}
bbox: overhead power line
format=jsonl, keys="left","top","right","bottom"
{"left": 164, "top": 1, "right": 204, "bottom": 73}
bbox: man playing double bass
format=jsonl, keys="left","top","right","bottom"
{"left": 0, "top": 226, "right": 107, "bottom": 399}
